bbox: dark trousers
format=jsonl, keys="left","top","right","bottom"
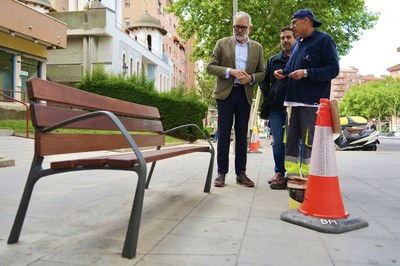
{"left": 285, "top": 106, "right": 317, "bottom": 178}
{"left": 269, "top": 110, "right": 286, "bottom": 174}
{"left": 217, "top": 85, "right": 251, "bottom": 175}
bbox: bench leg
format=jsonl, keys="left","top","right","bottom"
{"left": 204, "top": 151, "right": 215, "bottom": 193}
{"left": 145, "top": 161, "right": 157, "bottom": 189}
{"left": 121, "top": 167, "right": 147, "bottom": 259}
{"left": 8, "top": 157, "right": 43, "bottom": 244}
{"left": 145, "top": 146, "right": 160, "bottom": 189}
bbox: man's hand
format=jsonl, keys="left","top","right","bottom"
{"left": 230, "top": 69, "right": 252, "bottom": 84}
{"left": 288, "top": 69, "right": 306, "bottom": 80}
{"left": 274, "top": 69, "right": 286, "bottom": 80}
{"left": 230, "top": 69, "right": 248, "bottom": 78}
{"left": 237, "top": 74, "right": 252, "bottom": 84}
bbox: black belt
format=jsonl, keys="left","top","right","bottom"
{"left": 233, "top": 83, "right": 243, "bottom": 87}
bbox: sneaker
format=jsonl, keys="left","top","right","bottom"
{"left": 268, "top": 172, "right": 284, "bottom": 184}
{"left": 236, "top": 173, "right": 255, "bottom": 187}
{"left": 270, "top": 175, "right": 288, "bottom": 190}
{"left": 214, "top": 174, "right": 226, "bottom": 187}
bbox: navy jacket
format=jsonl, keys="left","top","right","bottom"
{"left": 283, "top": 30, "right": 339, "bottom": 105}
{"left": 259, "top": 51, "right": 289, "bottom": 112}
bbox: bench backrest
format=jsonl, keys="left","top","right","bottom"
{"left": 27, "top": 78, "right": 165, "bottom": 156}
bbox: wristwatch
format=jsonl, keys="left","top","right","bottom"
{"left": 303, "top": 69, "right": 308, "bottom": 78}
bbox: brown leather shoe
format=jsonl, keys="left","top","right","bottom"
{"left": 268, "top": 172, "right": 284, "bottom": 184}
{"left": 270, "top": 174, "right": 287, "bottom": 190}
{"left": 236, "top": 173, "right": 254, "bottom": 187}
{"left": 214, "top": 174, "right": 226, "bottom": 187}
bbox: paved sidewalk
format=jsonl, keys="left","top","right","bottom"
{"left": 0, "top": 136, "right": 399, "bottom": 265}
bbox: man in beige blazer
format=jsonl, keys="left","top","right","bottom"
{"left": 207, "top": 11, "right": 264, "bottom": 188}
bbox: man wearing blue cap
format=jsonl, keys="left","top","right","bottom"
{"left": 272, "top": 9, "right": 339, "bottom": 189}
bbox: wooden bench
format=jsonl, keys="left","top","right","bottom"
{"left": 8, "top": 78, "right": 215, "bottom": 259}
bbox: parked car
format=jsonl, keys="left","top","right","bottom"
{"left": 379, "top": 131, "right": 395, "bottom": 137}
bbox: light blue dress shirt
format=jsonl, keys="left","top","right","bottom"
{"left": 225, "top": 39, "right": 254, "bottom": 84}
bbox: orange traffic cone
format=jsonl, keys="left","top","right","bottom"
{"left": 256, "top": 128, "right": 262, "bottom": 149}
{"left": 248, "top": 126, "right": 261, "bottom": 153}
{"left": 281, "top": 98, "right": 368, "bottom": 233}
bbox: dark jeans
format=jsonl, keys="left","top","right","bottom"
{"left": 217, "top": 85, "right": 251, "bottom": 175}
{"left": 269, "top": 110, "right": 286, "bottom": 174}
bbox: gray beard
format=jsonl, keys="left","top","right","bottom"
{"left": 235, "top": 34, "right": 248, "bottom": 43}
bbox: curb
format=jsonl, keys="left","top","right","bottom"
{"left": 0, "top": 158, "right": 15, "bottom": 168}
{"left": 0, "top": 130, "right": 14, "bottom": 136}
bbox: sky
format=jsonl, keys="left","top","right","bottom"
{"left": 339, "top": 0, "right": 400, "bottom": 77}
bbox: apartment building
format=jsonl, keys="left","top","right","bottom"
{"left": 331, "top": 67, "right": 382, "bottom": 102}
{"left": 122, "top": 0, "right": 196, "bottom": 90}
{"left": 45, "top": 0, "right": 173, "bottom": 91}
{"left": 387, "top": 64, "right": 400, "bottom": 79}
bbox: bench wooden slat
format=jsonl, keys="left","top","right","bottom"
{"left": 35, "top": 133, "right": 165, "bottom": 156}
{"left": 27, "top": 78, "right": 161, "bottom": 119}
{"left": 50, "top": 146, "right": 210, "bottom": 170}
{"left": 30, "top": 105, "right": 164, "bottom": 132}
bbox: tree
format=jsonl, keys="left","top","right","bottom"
{"left": 339, "top": 77, "right": 400, "bottom": 130}
{"left": 167, "top": 0, "right": 378, "bottom": 61}
{"left": 195, "top": 70, "right": 217, "bottom": 108}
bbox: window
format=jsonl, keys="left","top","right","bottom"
{"left": 124, "top": 0, "right": 130, "bottom": 7}
{"left": 147, "top": 35, "right": 152, "bottom": 51}
{"left": 0, "top": 50, "right": 13, "bottom": 99}
{"left": 158, "top": 0, "right": 163, "bottom": 14}
{"left": 130, "top": 58, "right": 133, "bottom": 76}
{"left": 124, "top": 17, "right": 130, "bottom": 27}
{"left": 21, "top": 55, "right": 41, "bottom": 101}
{"left": 122, "top": 54, "right": 127, "bottom": 73}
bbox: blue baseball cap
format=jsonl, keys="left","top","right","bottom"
{"left": 292, "top": 9, "right": 322, "bottom": 27}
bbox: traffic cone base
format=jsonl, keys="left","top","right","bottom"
{"left": 281, "top": 210, "right": 368, "bottom": 234}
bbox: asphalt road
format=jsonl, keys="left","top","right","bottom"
{"left": 377, "top": 136, "right": 400, "bottom": 151}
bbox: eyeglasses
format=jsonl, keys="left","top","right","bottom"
{"left": 233, "top": 25, "right": 249, "bottom": 31}
{"left": 290, "top": 18, "right": 304, "bottom": 27}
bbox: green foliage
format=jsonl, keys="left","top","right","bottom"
{"left": 195, "top": 70, "right": 217, "bottom": 108}
{"left": 339, "top": 77, "right": 400, "bottom": 128}
{"left": 167, "top": 0, "right": 378, "bottom": 61}
{"left": 76, "top": 65, "right": 208, "bottom": 142}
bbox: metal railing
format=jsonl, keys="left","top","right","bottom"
{"left": 0, "top": 89, "right": 28, "bottom": 103}
{"left": 0, "top": 89, "right": 30, "bottom": 138}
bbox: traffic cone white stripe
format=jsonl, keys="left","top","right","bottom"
{"left": 309, "top": 126, "right": 337, "bottom": 177}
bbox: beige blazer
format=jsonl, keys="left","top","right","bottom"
{"left": 206, "top": 36, "right": 265, "bottom": 105}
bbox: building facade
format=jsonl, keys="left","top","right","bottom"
{"left": 0, "top": 0, "right": 67, "bottom": 103}
{"left": 331, "top": 67, "right": 382, "bottom": 102}
{"left": 121, "top": 0, "right": 196, "bottom": 90}
{"left": 46, "top": 0, "right": 173, "bottom": 91}
{"left": 387, "top": 64, "right": 400, "bottom": 79}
